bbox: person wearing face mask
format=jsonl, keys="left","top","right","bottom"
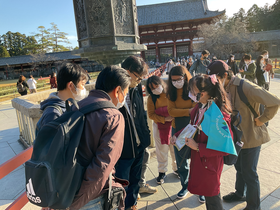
{"left": 227, "top": 54, "right": 238, "bottom": 75}
{"left": 166, "top": 66, "right": 205, "bottom": 203}
{"left": 261, "top": 50, "right": 274, "bottom": 91}
{"left": 115, "top": 56, "right": 155, "bottom": 210}
{"left": 171, "top": 74, "right": 233, "bottom": 210}
{"left": 189, "top": 50, "right": 210, "bottom": 76}
{"left": 36, "top": 63, "right": 88, "bottom": 133}
{"left": 255, "top": 55, "right": 266, "bottom": 87}
{"left": 69, "top": 65, "right": 131, "bottom": 210}
{"left": 239, "top": 54, "right": 257, "bottom": 83}
{"left": 146, "top": 76, "right": 177, "bottom": 185}
{"left": 208, "top": 60, "right": 280, "bottom": 210}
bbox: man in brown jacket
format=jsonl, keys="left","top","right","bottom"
{"left": 208, "top": 60, "right": 280, "bottom": 210}
{"left": 69, "top": 66, "right": 131, "bottom": 210}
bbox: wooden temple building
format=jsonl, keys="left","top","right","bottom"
{"left": 137, "top": 0, "right": 225, "bottom": 62}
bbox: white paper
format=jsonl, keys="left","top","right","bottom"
{"left": 175, "top": 124, "right": 197, "bottom": 151}
{"left": 263, "top": 71, "right": 269, "bottom": 83}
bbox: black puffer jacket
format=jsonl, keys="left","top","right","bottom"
{"left": 119, "top": 84, "right": 151, "bottom": 159}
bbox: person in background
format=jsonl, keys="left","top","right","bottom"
{"left": 26, "top": 75, "right": 37, "bottom": 94}
{"left": 115, "top": 56, "right": 155, "bottom": 210}
{"left": 255, "top": 55, "right": 266, "bottom": 87}
{"left": 167, "top": 66, "right": 205, "bottom": 203}
{"left": 239, "top": 54, "right": 256, "bottom": 83}
{"left": 146, "top": 75, "right": 177, "bottom": 185}
{"left": 227, "top": 55, "right": 238, "bottom": 75}
{"left": 176, "top": 59, "right": 181, "bottom": 66}
{"left": 212, "top": 56, "right": 218, "bottom": 62}
{"left": 261, "top": 50, "right": 274, "bottom": 90}
{"left": 208, "top": 60, "right": 280, "bottom": 210}
{"left": 36, "top": 63, "right": 88, "bottom": 133}
{"left": 187, "top": 57, "right": 193, "bottom": 70}
{"left": 189, "top": 50, "right": 210, "bottom": 76}
{"left": 50, "top": 72, "right": 57, "bottom": 89}
{"left": 166, "top": 59, "right": 175, "bottom": 74}
{"left": 171, "top": 74, "right": 233, "bottom": 210}
{"left": 17, "top": 75, "right": 29, "bottom": 96}
{"left": 239, "top": 54, "right": 246, "bottom": 74}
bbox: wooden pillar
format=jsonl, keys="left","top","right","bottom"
{"left": 189, "top": 40, "right": 193, "bottom": 56}
{"left": 173, "top": 41, "right": 177, "bottom": 60}
{"left": 155, "top": 43, "right": 160, "bottom": 62}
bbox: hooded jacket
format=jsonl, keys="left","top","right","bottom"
{"left": 36, "top": 92, "right": 66, "bottom": 133}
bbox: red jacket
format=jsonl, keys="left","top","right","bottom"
{"left": 154, "top": 106, "right": 172, "bottom": 145}
{"left": 176, "top": 103, "right": 232, "bottom": 197}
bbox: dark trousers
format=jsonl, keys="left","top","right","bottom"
{"left": 205, "top": 193, "right": 223, "bottom": 210}
{"left": 173, "top": 146, "right": 189, "bottom": 189}
{"left": 234, "top": 146, "right": 261, "bottom": 210}
{"left": 115, "top": 147, "right": 144, "bottom": 209}
{"left": 172, "top": 128, "right": 189, "bottom": 190}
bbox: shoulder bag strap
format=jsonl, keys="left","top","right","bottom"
{"left": 79, "top": 101, "right": 116, "bottom": 115}
{"left": 237, "top": 79, "right": 259, "bottom": 118}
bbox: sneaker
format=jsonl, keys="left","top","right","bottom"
{"left": 198, "top": 195, "right": 205, "bottom": 203}
{"left": 177, "top": 188, "right": 188, "bottom": 199}
{"left": 173, "top": 170, "right": 180, "bottom": 179}
{"left": 156, "top": 172, "right": 166, "bottom": 185}
{"left": 223, "top": 192, "right": 246, "bottom": 202}
{"left": 127, "top": 205, "right": 137, "bottom": 210}
{"left": 139, "top": 184, "right": 158, "bottom": 194}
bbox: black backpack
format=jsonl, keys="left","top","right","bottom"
{"left": 25, "top": 100, "right": 115, "bottom": 209}
{"left": 224, "top": 79, "right": 259, "bottom": 165}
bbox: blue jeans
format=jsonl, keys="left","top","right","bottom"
{"left": 235, "top": 146, "right": 261, "bottom": 210}
{"left": 115, "top": 146, "right": 144, "bottom": 209}
{"left": 80, "top": 194, "right": 105, "bottom": 210}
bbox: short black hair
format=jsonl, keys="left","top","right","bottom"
{"left": 29, "top": 75, "right": 33, "bottom": 78}
{"left": 202, "top": 50, "right": 210, "bottom": 56}
{"left": 57, "top": 63, "right": 87, "bottom": 91}
{"left": 244, "top": 54, "right": 252, "bottom": 60}
{"left": 261, "top": 50, "right": 268, "bottom": 55}
{"left": 95, "top": 65, "right": 131, "bottom": 93}
{"left": 121, "top": 56, "right": 148, "bottom": 76}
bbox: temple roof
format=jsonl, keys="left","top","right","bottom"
{"left": 0, "top": 51, "right": 81, "bottom": 67}
{"left": 251, "top": 30, "right": 280, "bottom": 42}
{"left": 137, "top": 0, "right": 225, "bottom": 26}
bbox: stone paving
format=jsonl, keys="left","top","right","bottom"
{"left": 0, "top": 79, "right": 280, "bottom": 210}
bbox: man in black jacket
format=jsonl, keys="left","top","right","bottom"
{"left": 115, "top": 56, "right": 153, "bottom": 210}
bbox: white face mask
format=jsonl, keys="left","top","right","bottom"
{"left": 72, "top": 84, "right": 88, "bottom": 101}
{"left": 231, "top": 57, "right": 234, "bottom": 61}
{"left": 264, "top": 54, "right": 269, "bottom": 59}
{"left": 152, "top": 85, "right": 163, "bottom": 95}
{"left": 116, "top": 91, "right": 127, "bottom": 109}
{"left": 245, "top": 61, "right": 250, "bottom": 65}
{"left": 188, "top": 92, "right": 197, "bottom": 102}
{"left": 172, "top": 79, "right": 184, "bottom": 89}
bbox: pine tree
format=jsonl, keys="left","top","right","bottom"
{"left": 0, "top": 45, "right": 10, "bottom": 57}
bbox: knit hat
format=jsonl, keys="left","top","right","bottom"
{"left": 207, "top": 60, "right": 229, "bottom": 75}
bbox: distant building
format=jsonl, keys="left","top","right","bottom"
{"left": 0, "top": 51, "right": 103, "bottom": 80}
{"left": 137, "top": 0, "right": 225, "bottom": 62}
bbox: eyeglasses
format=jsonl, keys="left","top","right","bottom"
{"left": 130, "top": 71, "right": 143, "bottom": 81}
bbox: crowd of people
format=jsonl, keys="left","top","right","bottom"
{"left": 29, "top": 50, "right": 280, "bottom": 210}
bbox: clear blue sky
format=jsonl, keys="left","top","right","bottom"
{"left": 0, "top": 0, "right": 276, "bottom": 48}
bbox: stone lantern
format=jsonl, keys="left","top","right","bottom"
{"left": 72, "top": 0, "right": 147, "bottom": 66}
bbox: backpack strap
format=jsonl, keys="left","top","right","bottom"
{"left": 45, "top": 105, "right": 63, "bottom": 115}
{"left": 237, "top": 79, "right": 259, "bottom": 118}
{"left": 66, "top": 98, "right": 79, "bottom": 112}
{"left": 79, "top": 101, "right": 116, "bottom": 115}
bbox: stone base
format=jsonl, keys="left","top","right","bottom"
{"left": 72, "top": 43, "right": 147, "bottom": 66}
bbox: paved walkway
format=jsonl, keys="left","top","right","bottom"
{"left": 0, "top": 78, "right": 280, "bottom": 210}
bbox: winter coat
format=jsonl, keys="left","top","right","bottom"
{"left": 175, "top": 103, "right": 233, "bottom": 197}
{"left": 16, "top": 80, "right": 29, "bottom": 95}
{"left": 36, "top": 92, "right": 66, "bottom": 133}
{"left": 118, "top": 84, "right": 151, "bottom": 159}
{"left": 226, "top": 76, "right": 280, "bottom": 149}
{"left": 241, "top": 62, "right": 256, "bottom": 83}
{"left": 70, "top": 90, "right": 126, "bottom": 210}
{"left": 227, "top": 61, "right": 239, "bottom": 75}
{"left": 189, "top": 59, "right": 210, "bottom": 76}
